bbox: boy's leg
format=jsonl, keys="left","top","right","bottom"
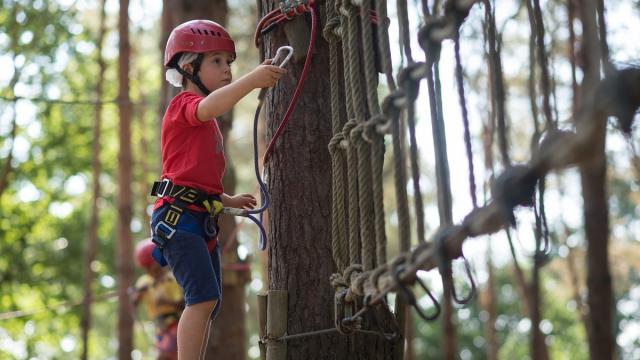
{"left": 177, "top": 299, "right": 217, "bottom": 359}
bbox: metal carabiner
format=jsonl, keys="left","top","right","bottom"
{"left": 272, "top": 45, "right": 294, "bottom": 68}
{"left": 393, "top": 264, "right": 441, "bottom": 322}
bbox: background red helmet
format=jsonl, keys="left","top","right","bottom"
{"left": 135, "top": 240, "right": 156, "bottom": 268}
{"left": 164, "top": 20, "right": 236, "bottom": 67}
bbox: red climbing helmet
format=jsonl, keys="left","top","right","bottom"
{"left": 135, "top": 240, "right": 156, "bottom": 268}
{"left": 164, "top": 19, "right": 236, "bottom": 67}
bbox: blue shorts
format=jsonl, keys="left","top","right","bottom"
{"left": 151, "top": 204, "right": 222, "bottom": 317}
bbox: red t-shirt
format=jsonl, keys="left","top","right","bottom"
{"left": 154, "top": 91, "right": 226, "bottom": 210}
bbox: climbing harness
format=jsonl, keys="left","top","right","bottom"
{"left": 149, "top": 179, "right": 225, "bottom": 265}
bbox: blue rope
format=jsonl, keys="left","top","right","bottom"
{"left": 247, "top": 101, "right": 269, "bottom": 250}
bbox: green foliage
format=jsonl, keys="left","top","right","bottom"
{"left": 0, "top": 1, "right": 123, "bottom": 358}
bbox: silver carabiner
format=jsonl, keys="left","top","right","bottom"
{"left": 272, "top": 45, "right": 294, "bottom": 68}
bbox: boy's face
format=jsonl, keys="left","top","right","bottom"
{"left": 195, "top": 51, "right": 234, "bottom": 92}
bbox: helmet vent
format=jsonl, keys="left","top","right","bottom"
{"left": 203, "top": 29, "right": 209, "bottom": 35}
{"left": 216, "top": 32, "right": 221, "bottom": 36}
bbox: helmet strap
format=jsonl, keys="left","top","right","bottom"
{"left": 174, "top": 54, "right": 211, "bottom": 95}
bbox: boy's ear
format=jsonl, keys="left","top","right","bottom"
{"left": 181, "top": 63, "right": 194, "bottom": 75}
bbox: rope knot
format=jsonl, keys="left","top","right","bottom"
{"left": 323, "top": 16, "right": 342, "bottom": 41}
{"left": 330, "top": 272, "right": 348, "bottom": 290}
{"left": 363, "top": 114, "right": 390, "bottom": 142}
{"left": 349, "top": 122, "right": 366, "bottom": 143}
{"left": 491, "top": 165, "right": 539, "bottom": 226}
{"left": 384, "top": 90, "right": 407, "bottom": 116}
{"left": 343, "top": 263, "right": 363, "bottom": 285}
{"left": 341, "top": 118, "right": 359, "bottom": 148}
{"left": 418, "top": 19, "right": 446, "bottom": 65}
{"left": 444, "top": 0, "right": 477, "bottom": 28}
{"left": 329, "top": 133, "right": 346, "bottom": 153}
{"left": 369, "top": 265, "right": 388, "bottom": 293}
{"left": 339, "top": 0, "right": 357, "bottom": 17}
{"left": 350, "top": 271, "right": 370, "bottom": 299}
{"left": 398, "top": 62, "right": 425, "bottom": 102}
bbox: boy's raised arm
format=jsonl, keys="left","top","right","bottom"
{"left": 196, "top": 61, "right": 286, "bottom": 121}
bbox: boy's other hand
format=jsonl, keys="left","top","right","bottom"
{"left": 226, "top": 193, "right": 258, "bottom": 210}
{"left": 248, "top": 59, "right": 287, "bottom": 88}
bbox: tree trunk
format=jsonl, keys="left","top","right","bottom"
{"left": 577, "top": 0, "right": 613, "bottom": 359}
{"left": 261, "top": 0, "right": 401, "bottom": 360}
{"left": 482, "top": 249, "right": 499, "bottom": 360}
{"left": 136, "top": 96, "right": 151, "bottom": 227}
{"left": 80, "top": 1, "right": 107, "bottom": 359}
{"left": 529, "top": 261, "right": 549, "bottom": 360}
{"left": 117, "top": 0, "right": 135, "bottom": 358}
{"left": 481, "top": 98, "right": 499, "bottom": 360}
{"left": 262, "top": 1, "right": 397, "bottom": 358}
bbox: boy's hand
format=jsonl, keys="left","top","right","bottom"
{"left": 248, "top": 59, "right": 287, "bottom": 88}
{"left": 225, "top": 193, "right": 258, "bottom": 209}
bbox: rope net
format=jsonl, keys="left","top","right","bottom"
{"left": 322, "top": 0, "right": 640, "bottom": 340}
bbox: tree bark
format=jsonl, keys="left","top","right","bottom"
{"left": 80, "top": 1, "right": 107, "bottom": 359}
{"left": 117, "top": 0, "right": 135, "bottom": 358}
{"left": 577, "top": 0, "right": 613, "bottom": 359}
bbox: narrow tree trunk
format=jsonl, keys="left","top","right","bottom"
{"left": 577, "top": 0, "right": 613, "bottom": 359}
{"left": 561, "top": 224, "right": 590, "bottom": 332}
{"left": 529, "top": 260, "right": 549, "bottom": 360}
{"left": 136, "top": 96, "right": 151, "bottom": 227}
{"left": 117, "top": 0, "right": 135, "bottom": 357}
{"left": 403, "top": 310, "right": 413, "bottom": 360}
{"left": 262, "top": 1, "right": 396, "bottom": 358}
{"left": 481, "top": 97, "right": 499, "bottom": 360}
{"left": 80, "top": 1, "right": 107, "bottom": 359}
{"left": 482, "top": 248, "right": 499, "bottom": 360}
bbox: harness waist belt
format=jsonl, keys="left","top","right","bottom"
{"left": 150, "top": 178, "right": 222, "bottom": 212}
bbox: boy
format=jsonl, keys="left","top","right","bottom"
{"left": 150, "top": 19, "right": 286, "bottom": 359}
{"left": 132, "top": 240, "right": 184, "bottom": 360}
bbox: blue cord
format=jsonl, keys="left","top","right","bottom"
{"left": 247, "top": 101, "right": 269, "bottom": 250}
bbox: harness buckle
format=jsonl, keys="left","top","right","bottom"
{"left": 156, "top": 178, "right": 172, "bottom": 197}
{"left": 154, "top": 220, "right": 176, "bottom": 240}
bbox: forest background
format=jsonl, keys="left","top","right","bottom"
{"left": 1, "top": 0, "right": 640, "bottom": 359}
